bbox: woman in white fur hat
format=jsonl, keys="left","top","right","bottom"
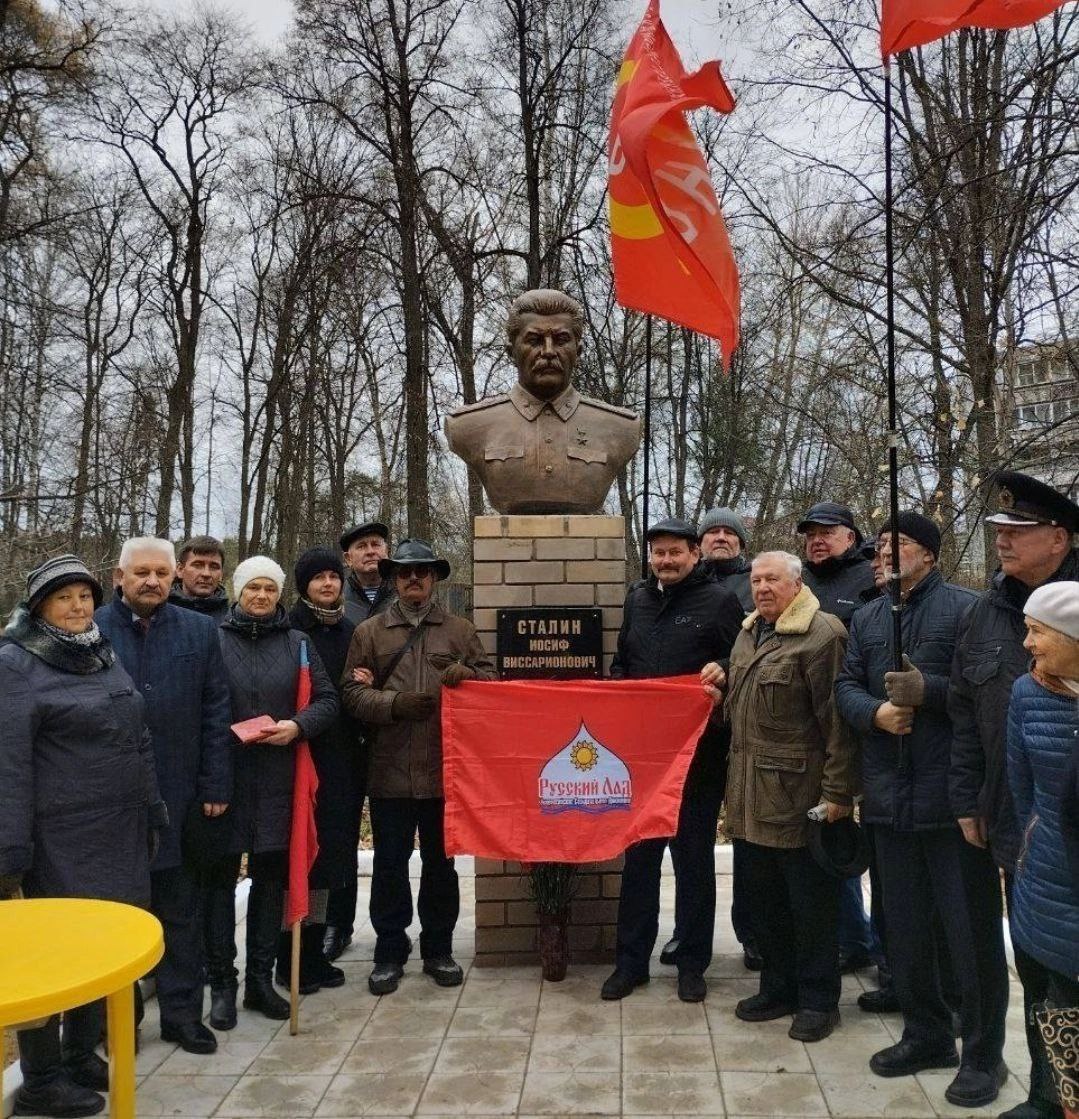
{"left": 211, "top": 557, "right": 339, "bottom": 1023}
{"left": 1006, "top": 581, "right": 1079, "bottom": 1119}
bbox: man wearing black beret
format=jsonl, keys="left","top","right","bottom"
{"left": 835, "top": 513, "right": 1000, "bottom": 1104}
{"left": 949, "top": 471, "right": 1079, "bottom": 1113}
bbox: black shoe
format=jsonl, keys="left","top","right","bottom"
{"left": 13, "top": 1077, "right": 105, "bottom": 1118}
{"left": 423, "top": 956, "right": 464, "bottom": 987}
{"left": 209, "top": 984, "right": 238, "bottom": 1031}
{"left": 677, "top": 972, "right": 706, "bottom": 1003}
{"left": 369, "top": 963, "right": 404, "bottom": 996}
{"left": 66, "top": 1052, "right": 109, "bottom": 1092}
{"left": 789, "top": 1008, "right": 840, "bottom": 1042}
{"left": 858, "top": 986, "right": 901, "bottom": 1014}
{"left": 944, "top": 1064, "right": 1007, "bottom": 1108}
{"left": 742, "top": 943, "right": 763, "bottom": 971}
{"left": 735, "top": 992, "right": 796, "bottom": 1022}
{"left": 600, "top": 969, "right": 649, "bottom": 1000}
{"left": 311, "top": 956, "right": 346, "bottom": 989}
{"left": 275, "top": 963, "right": 320, "bottom": 996}
{"left": 838, "top": 946, "right": 875, "bottom": 973}
{"left": 660, "top": 937, "right": 680, "bottom": 966}
{"left": 323, "top": 926, "right": 353, "bottom": 962}
{"left": 869, "top": 1038, "right": 960, "bottom": 1078}
{"left": 997, "top": 1102, "right": 1063, "bottom": 1119}
{"left": 276, "top": 929, "right": 321, "bottom": 995}
{"left": 243, "top": 976, "right": 290, "bottom": 1020}
{"left": 161, "top": 1020, "right": 218, "bottom": 1055}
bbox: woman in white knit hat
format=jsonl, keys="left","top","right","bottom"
{"left": 1006, "top": 581, "right": 1079, "bottom": 1119}
{"left": 210, "top": 557, "right": 339, "bottom": 1023}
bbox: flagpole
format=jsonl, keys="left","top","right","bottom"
{"left": 289, "top": 920, "right": 301, "bottom": 1035}
{"left": 884, "top": 59, "right": 907, "bottom": 766}
{"left": 641, "top": 314, "right": 653, "bottom": 579}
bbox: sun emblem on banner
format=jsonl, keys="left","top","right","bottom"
{"left": 570, "top": 740, "right": 599, "bottom": 771}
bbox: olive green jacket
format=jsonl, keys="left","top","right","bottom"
{"left": 723, "top": 585, "right": 859, "bottom": 848}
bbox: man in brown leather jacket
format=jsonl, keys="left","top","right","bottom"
{"left": 705, "top": 550, "right": 858, "bottom": 1043}
{"left": 341, "top": 539, "right": 495, "bottom": 996}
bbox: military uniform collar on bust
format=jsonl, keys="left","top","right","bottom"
{"left": 509, "top": 382, "right": 581, "bottom": 422}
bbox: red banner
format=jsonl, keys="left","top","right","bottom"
{"left": 442, "top": 676, "right": 713, "bottom": 863}
{"left": 882, "top": 0, "right": 1069, "bottom": 55}
{"left": 286, "top": 641, "right": 319, "bottom": 927}
{"left": 608, "top": 0, "right": 740, "bottom": 367}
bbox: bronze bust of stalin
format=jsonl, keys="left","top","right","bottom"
{"left": 445, "top": 289, "right": 641, "bottom": 515}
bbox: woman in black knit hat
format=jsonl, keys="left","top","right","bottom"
{"left": 278, "top": 547, "right": 370, "bottom": 991}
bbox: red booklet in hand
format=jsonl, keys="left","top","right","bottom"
{"left": 231, "top": 715, "right": 277, "bottom": 744}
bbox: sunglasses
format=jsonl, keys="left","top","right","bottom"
{"left": 401, "top": 565, "right": 434, "bottom": 579}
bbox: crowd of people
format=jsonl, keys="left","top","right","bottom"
{"left": 0, "top": 471, "right": 1076, "bottom": 1119}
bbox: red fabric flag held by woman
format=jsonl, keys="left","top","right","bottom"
{"left": 881, "top": 0, "right": 1070, "bottom": 56}
{"left": 286, "top": 640, "right": 319, "bottom": 927}
{"left": 608, "top": 0, "right": 740, "bottom": 367}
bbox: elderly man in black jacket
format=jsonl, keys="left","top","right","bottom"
{"left": 601, "top": 518, "right": 744, "bottom": 1004}
{"left": 835, "top": 513, "right": 1009, "bottom": 1109}
{"left": 949, "top": 472, "right": 1079, "bottom": 1118}
{"left": 340, "top": 521, "right": 394, "bottom": 625}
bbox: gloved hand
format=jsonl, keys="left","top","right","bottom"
{"left": 0, "top": 872, "right": 23, "bottom": 899}
{"left": 441, "top": 663, "right": 475, "bottom": 688}
{"left": 148, "top": 827, "right": 162, "bottom": 865}
{"left": 392, "top": 691, "right": 437, "bottom": 722}
{"left": 884, "top": 655, "right": 924, "bottom": 707}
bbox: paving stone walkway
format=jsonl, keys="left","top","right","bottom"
{"left": 5, "top": 860, "right": 1031, "bottom": 1118}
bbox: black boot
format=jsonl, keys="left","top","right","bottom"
{"left": 205, "top": 875, "right": 239, "bottom": 992}
{"left": 16, "top": 1017, "right": 104, "bottom": 1118}
{"left": 242, "top": 881, "right": 290, "bottom": 1020}
{"left": 209, "top": 983, "right": 238, "bottom": 1031}
{"left": 275, "top": 929, "right": 321, "bottom": 995}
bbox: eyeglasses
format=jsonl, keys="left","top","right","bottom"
{"left": 402, "top": 565, "right": 433, "bottom": 579}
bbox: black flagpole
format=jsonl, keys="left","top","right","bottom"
{"left": 641, "top": 315, "right": 653, "bottom": 580}
{"left": 884, "top": 60, "right": 907, "bottom": 764}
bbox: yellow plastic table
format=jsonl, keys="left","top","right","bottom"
{"left": 0, "top": 898, "right": 163, "bottom": 1118}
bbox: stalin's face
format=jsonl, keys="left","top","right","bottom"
{"left": 509, "top": 312, "right": 578, "bottom": 401}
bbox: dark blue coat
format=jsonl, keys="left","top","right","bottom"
{"left": 802, "top": 549, "right": 877, "bottom": 629}
{"left": 0, "top": 615, "right": 159, "bottom": 905}
{"left": 96, "top": 595, "right": 233, "bottom": 871}
{"left": 1007, "top": 673, "right": 1079, "bottom": 979}
{"left": 835, "top": 569, "right": 976, "bottom": 830}
{"left": 948, "top": 551, "right": 1079, "bottom": 869}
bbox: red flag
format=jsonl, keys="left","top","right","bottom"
{"left": 882, "top": 0, "right": 1070, "bottom": 55}
{"left": 286, "top": 640, "right": 319, "bottom": 928}
{"left": 442, "top": 676, "right": 713, "bottom": 863}
{"left": 608, "top": 0, "right": 740, "bottom": 367}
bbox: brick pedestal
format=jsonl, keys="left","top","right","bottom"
{"left": 470, "top": 514, "right": 628, "bottom": 967}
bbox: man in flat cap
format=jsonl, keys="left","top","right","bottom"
{"left": 340, "top": 521, "right": 394, "bottom": 625}
{"left": 948, "top": 471, "right": 1079, "bottom": 1110}
{"left": 445, "top": 289, "right": 640, "bottom": 515}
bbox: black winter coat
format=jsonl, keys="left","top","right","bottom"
{"left": 611, "top": 564, "right": 744, "bottom": 792}
{"left": 288, "top": 600, "right": 366, "bottom": 888}
{"left": 948, "top": 549, "right": 1079, "bottom": 870}
{"left": 835, "top": 569, "right": 976, "bottom": 830}
{"left": 703, "top": 555, "right": 754, "bottom": 613}
{"left": 168, "top": 581, "right": 230, "bottom": 625}
{"left": 219, "top": 607, "right": 339, "bottom": 855}
{"left": 343, "top": 576, "right": 394, "bottom": 626}
{"left": 0, "top": 609, "right": 160, "bottom": 905}
{"left": 802, "top": 549, "right": 877, "bottom": 628}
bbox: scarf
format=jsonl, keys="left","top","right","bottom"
{"left": 301, "top": 596, "right": 345, "bottom": 626}
{"left": 398, "top": 598, "right": 435, "bottom": 628}
{"left": 169, "top": 580, "right": 228, "bottom": 615}
{"left": 3, "top": 604, "right": 116, "bottom": 674}
{"left": 223, "top": 603, "right": 291, "bottom": 640}
{"left": 1032, "top": 665, "right": 1079, "bottom": 700}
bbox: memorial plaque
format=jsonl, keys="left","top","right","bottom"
{"left": 497, "top": 607, "right": 603, "bottom": 680}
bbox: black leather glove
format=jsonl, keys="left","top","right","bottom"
{"left": 441, "top": 663, "right": 476, "bottom": 688}
{"left": 0, "top": 872, "right": 23, "bottom": 899}
{"left": 392, "top": 691, "right": 437, "bottom": 722}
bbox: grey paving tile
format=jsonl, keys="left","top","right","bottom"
{"left": 529, "top": 1033, "right": 622, "bottom": 1072}
{"left": 434, "top": 1036, "right": 532, "bottom": 1074}
{"left": 621, "top": 1000, "right": 709, "bottom": 1036}
{"left": 216, "top": 1072, "right": 332, "bottom": 1116}
{"left": 623, "top": 1034, "right": 718, "bottom": 1073}
{"left": 623, "top": 1069, "right": 726, "bottom": 1114}
{"left": 133, "top": 1073, "right": 240, "bottom": 1116}
{"left": 362, "top": 1000, "right": 454, "bottom": 1037}
{"left": 339, "top": 1036, "right": 441, "bottom": 1076}
{"left": 156, "top": 1039, "right": 267, "bottom": 1077}
{"left": 315, "top": 1072, "right": 428, "bottom": 1116}
{"left": 804, "top": 1030, "right": 889, "bottom": 1073}
{"left": 457, "top": 976, "right": 541, "bottom": 1008}
{"left": 720, "top": 1070, "right": 830, "bottom": 1116}
{"left": 448, "top": 1002, "right": 539, "bottom": 1036}
{"left": 817, "top": 1071, "right": 936, "bottom": 1117}
{"left": 712, "top": 1031, "right": 812, "bottom": 1073}
{"left": 248, "top": 1036, "right": 353, "bottom": 1076}
{"left": 534, "top": 999, "right": 624, "bottom": 1036}
{"left": 418, "top": 1070, "right": 525, "bottom": 1114}
{"left": 520, "top": 1069, "right": 623, "bottom": 1114}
